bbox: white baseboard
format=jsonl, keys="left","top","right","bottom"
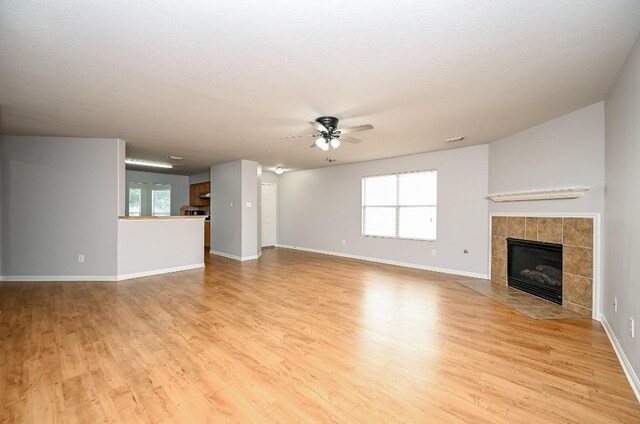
{"left": 275, "top": 244, "right": 489, "bottom": 279}
{"left": 0, "top": 275, "right": 117, "bottom": 282}
{"left": 210, "top": 250, "right": 262, "bottom": 261}
{"left": 600, "top": 314, "right": 640, "bottom": 403}
{"left": 0, "top": 263, "right": 206, "bottom": 282}
{"left": 116, "top": 263, "right": 205, "bottom": 281}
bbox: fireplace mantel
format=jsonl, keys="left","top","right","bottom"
{"left": 488, "top": 186, "right": 590, "bottom": 202}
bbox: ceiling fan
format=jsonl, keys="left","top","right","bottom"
{"left": 280, "top": 116, "right": 374, "bottom": 151}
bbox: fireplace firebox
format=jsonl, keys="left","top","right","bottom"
{"left": 507, "top": 238, "right": 562, "bottom": 304}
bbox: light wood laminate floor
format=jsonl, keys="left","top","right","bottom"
{"left": 1, "top": 248, "right": 638, "bottom": 423}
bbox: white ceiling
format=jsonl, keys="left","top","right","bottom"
{"left": 1, "top": 1, "right": 639, "bottom": 175}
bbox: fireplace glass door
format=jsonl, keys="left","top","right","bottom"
{"left": 507, "top": 238, "right": 562, "bottom": 304}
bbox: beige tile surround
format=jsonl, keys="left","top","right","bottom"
{"left": 491, "top": 216, "right": 594, "bottom": 316}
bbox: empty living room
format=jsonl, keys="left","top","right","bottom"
{"left": 2, "top": 1, "right": 640, "bottom": 423}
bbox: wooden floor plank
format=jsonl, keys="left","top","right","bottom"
{"left": 1, "top": 248, "right": 638, "bottom": 423}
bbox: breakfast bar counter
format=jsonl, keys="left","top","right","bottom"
{"left": 117, "top": 216, "right": 205, "bottom": 280}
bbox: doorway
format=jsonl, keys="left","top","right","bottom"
{"left": 261, "top": 183, "right": 277, "bottom": 247}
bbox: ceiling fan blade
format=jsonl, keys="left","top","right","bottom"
{"left": 279, "top": 134, "right": 317, "bottom": 139}
{"left": 309, "top": 121, "right": 327, "bottom": 133}
{"left": 336, "top": 124, "right": 374, "bottom": 135}
{"left": 339, "top": 135, "right": 362, "bottom": 144}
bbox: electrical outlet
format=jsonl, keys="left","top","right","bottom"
{"left": 341, "top": 239, "right": 346, "bottom": 246}
{"left": 630, "top": 318, "right": 635, "bottom": 338}
{"left": 78, "top": 255, "right": 85, "bottom": 263}
{"left": 246, "top": 202, "right": 252, "bottom": 208}
{"left": 431, "top": 249, "right": 437, "bottom": 257}
{"left": 614, "top": 297, "right": 618, "bottom": 312}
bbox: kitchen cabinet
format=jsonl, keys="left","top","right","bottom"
{"left": 190, "top": 182, "right": 210, "bottom": 207}
{"left": 204, "top": 221, "right": 211, "bottom": 249}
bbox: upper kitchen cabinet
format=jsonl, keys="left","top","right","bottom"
{"left": 189, "top": 181, "right": 210, "bottom": 206}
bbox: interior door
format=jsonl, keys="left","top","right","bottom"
{"left": 261, "top": 183, "right": 277, "bottom": 247}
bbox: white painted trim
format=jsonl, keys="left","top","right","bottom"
{"left": 276, "top": 244, "right": 489, "bottom": 279}
{"left": 488, "top": 186, "right": 590, "bottom": 202}
{"left": 0, "top": 275, "right": 117, "bottom": 282}
{"left": 116, "top": 263, "right": 205, "bottom": 281}
{"left": 488, "top": 213, "right": 602, "bottom": 320}
{"left": 0, "top": 263, "right": 207, "bottom": 282}
{"left": 600, "top": 314, "right": 640, "bottom": 403}
{"left": 209, "top": 250, "right": 262, "bottom": 261}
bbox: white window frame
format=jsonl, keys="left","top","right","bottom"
{"left": 361, "top": 170, "right": 437, "bottom": 241}
{"left": 128, "top": 182, "right": 171, "bottom": 217}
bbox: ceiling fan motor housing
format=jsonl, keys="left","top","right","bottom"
{"left": 315, "top": 116, "right": 340, "bottom": 134}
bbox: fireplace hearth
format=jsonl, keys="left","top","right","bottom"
{"left": 507, "top": 238, "right": 562, "bottom": 304}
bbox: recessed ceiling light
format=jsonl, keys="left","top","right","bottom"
{"left": 444, "top": 136, "right": 464, "bottom": 143}
{"left": 166, "top": 155, "right": 183, "bottom": 160}
{"left": 125, "top": 159, "right": 173, "bottom": 169}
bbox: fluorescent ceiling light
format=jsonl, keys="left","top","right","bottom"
{"left": 125, "top": 159, "right": 173, "bottom": 168}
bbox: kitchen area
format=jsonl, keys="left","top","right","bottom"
{"left": 117, "top": 168, "right": 213, "bottom": 280}
{"left": 125, "top": 169, "right": 212, "bottom": 250}
{"left": 180, "top": 180, "right": 211, "bottom": 249}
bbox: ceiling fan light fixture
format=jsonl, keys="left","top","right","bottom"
{"left": 330, "top": 138, "right": 341, "bottom": 149}
{"left": 274, "top": 166, "right": 284, "bottom": 175}
{"left": 315, "top": 137, "right": 329, "bottom": 151}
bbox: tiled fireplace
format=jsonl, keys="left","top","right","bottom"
{"left": 491, "top": 216, "right": 594, "bottom": 316}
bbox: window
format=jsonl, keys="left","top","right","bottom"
{"left": 362, "top": 170, "right": 437, "bottom": 240}
{"left": 128, "top": 183, "right": 171, "bottom": 216}
{"left": 128, "top": 187, "right": 142, "bottom": 216}
{"left": 151, "top": 188, "right": 171, "bottom": 216}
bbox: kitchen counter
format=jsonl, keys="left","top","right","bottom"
{"left": 119, "top": 216, "right": 205, "bottom": 220}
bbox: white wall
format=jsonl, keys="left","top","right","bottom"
{"left": 209, "top": 160, "right": 261, "bottom": 260}
{"left": 278, "top": 144, "right": 489, "bottom": 277}
{"left": 117, "top": 218, "right": 205, "bottom": 278}
{"left": 189, "top": 171, "right": 210, "bottom": 185}
{"left": 604, "top": 33, "right": 640, "bottom": 391}
{"left": 210, "top": 161, "right": 243, "bottom": 257}
{"left": 125, "top": 170, "right": 189, "bottom": 216}
{"left": 240, "top": 161, "right": 260, "bottom": 258}
{"left": 117, "top": 141, "right": 126, "bottom": 216}
{"left": 489, "top": 102, "right": 605, "bottom": 215}
{"left": 1, "top": 136, "right": 122, "bottom": 278}
{"left": 0, "top": 136, "right": 3, "bottom": 276}
{"left": 255, "top": 164, "right": 263, "bottom": 254}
